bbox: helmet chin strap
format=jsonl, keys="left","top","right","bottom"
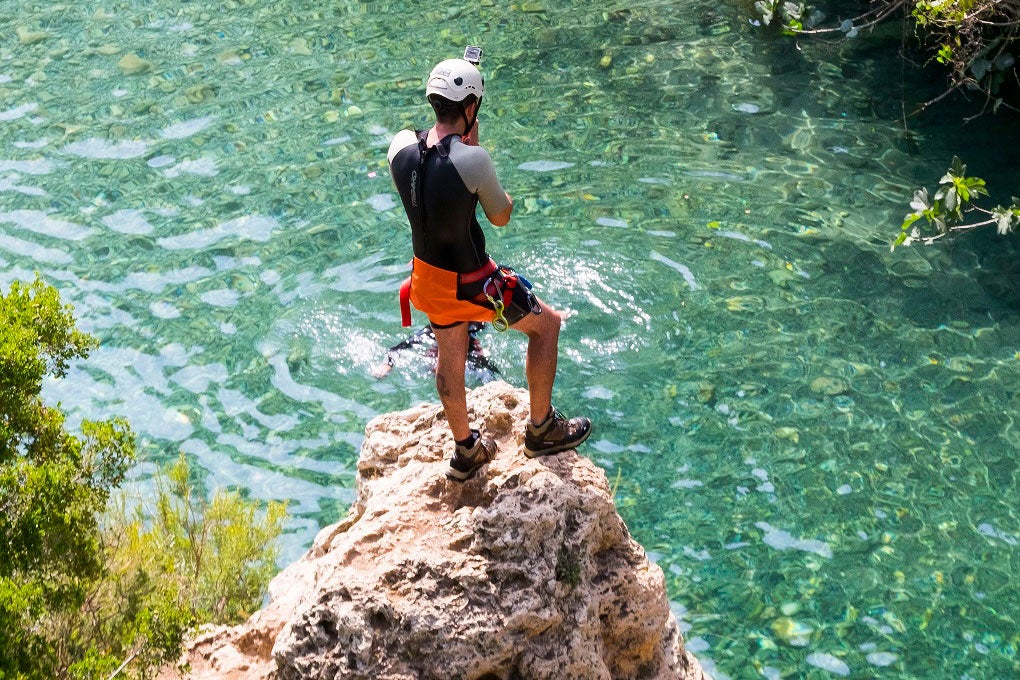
{"left": 460, "top": 97, "right": 482, "bottom": 137}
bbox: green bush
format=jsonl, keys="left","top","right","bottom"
{"left": 1, "top": 277, "right": 287, "bottom": 678}
{"left": 1, "top": 277, "right": 134, "bottom": 677}
{"left": 116, "top": 454, "right": 288, "bottom": 626}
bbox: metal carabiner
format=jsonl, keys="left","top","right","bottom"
{"left": 489, "top": 298, "right": 510, "bottom": 332}
{"left": 483, "top": 276, "right": 510, "bottom": 332}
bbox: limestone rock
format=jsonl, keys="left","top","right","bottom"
{"left": 117, "top": 53, "right": 152, "bottom": 75}
{"left": 17, "top": 27, "right": 51, "bottom": 45}
{"left": 809, "top": 376, "right": 849, "bottom": 396}
{"left": 173, "top": 381, "right": 707, "bottom": 680}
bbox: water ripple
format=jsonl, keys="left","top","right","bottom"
{"left": 62, "top": 138, "right": 149, "bottom": 159}
{"left": 156, "top": 214, "right": 278, "bottom": 250}
{"left": 0, "top": 102, "right": 38, "bottom": 121}
{"left": 0, "top": 176, "right": 46, "bottom": 196}
{"left": 102, "top": 209, "right": 155, "bottom": 234}
{"left": 755, "top": 521, "right": 833, "bottom": 558}
{"left": 161, "top": 115, "right": 217, "bottom": 139}
{"left": 0, "top": 158, "right": 60, "bottom": 174}
{"left": 0, "top": 233, "right": 72, "bottom": 264}
{"left": 0, "top": 209, "right": 95, "bottom": 240}
{"left": 266, "top": 353, "right": 376, "bottom": 422}
{"left": 649, "top": 251, "right": 700, "bottom": 290}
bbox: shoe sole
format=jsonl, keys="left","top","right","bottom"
{"left": 445, "top": 460, "right": 492, "bottom": 481}
{"left": 445, "top": 445, "right": 496, "bottom": 481}
{"left": 446, "top": 467, "right": 478, "bottom": 482}
{"left": 523, "top": 425, "right": 592, "bottom": 459}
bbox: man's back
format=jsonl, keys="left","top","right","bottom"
{"left": 388, "top": 130, "right": 508, "bottom": 273}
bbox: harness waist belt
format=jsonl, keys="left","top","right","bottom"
{"left": 459, "top": 258, "right": 498, "bottom": 284}
{"left": 398, "top": 257, "right": 498, "bottom": 327}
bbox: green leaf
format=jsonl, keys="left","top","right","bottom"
{"left": 901, "top": 212, "right": 923, "bottom": 231}
{"left": 942, "top": 186, "right": 959, "bottom": 215}
{"left": 964, "top": 177, "right": 988, "bottom": 197}
{"left": 955, "top": 180, "right": 969, "bottom": 203}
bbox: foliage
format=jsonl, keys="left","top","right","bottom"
{"left": 750, "top": 1, "right": 1020, "bottom": 114}
{"left": 749, "top": 3, "right": 1020, "bottom": 246}
{"left": 77, "top": 454, "right": 287, "bottom": 678}
{"left": 1, "top": 278, "right": 287, "bottom": 678}
{"left": 911, "top": 0, "right": 1020, "bottom": 113}
{"left": 1, "top": 277, "right": 135, "bottom": 678}
{"left": 893, "top": 156, "right": 1020, "bottom": 246}
{"left": 131, "top": 453, "right": 288, "bottom": 624}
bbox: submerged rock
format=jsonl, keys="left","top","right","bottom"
{"left": 117, "top": 53, "right": 152, "bottom": 75}
{"left": 17, "top": 26, "right": 51, "bottom": 45}
{"left": 173, "top": 381, "right": 707, "bottom": 680}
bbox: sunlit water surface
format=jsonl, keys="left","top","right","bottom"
{"left": 2, "top": 1, "right": 1018, "bottom": 677}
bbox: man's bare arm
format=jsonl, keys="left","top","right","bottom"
{"left": 486, "top": 192, "right": 514, "bottom": 227}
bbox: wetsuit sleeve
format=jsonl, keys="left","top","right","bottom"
{"left": 449, "top": 144, "right": 512, "bottom": 222}
{"left": 387, "top": 129, "right": 418, "bottom": 165}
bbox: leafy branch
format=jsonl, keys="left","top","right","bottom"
{"left": 750, "top": 1, "right": 1020, "bottom": 115}
{"left": 751, "top": 0, "right": 906, "bottom": 37}
{"left": 893, "top": 156, "right": 1020, "bottom": 247}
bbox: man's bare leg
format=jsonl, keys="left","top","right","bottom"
{"left": 432, "top": 322, "right": 472, "bottom": 440}
{"left": 510, "top": 296, "right": 562, "bottom": 425}
{"left": 510, "top": 298, "right": 591, "bottom": 457}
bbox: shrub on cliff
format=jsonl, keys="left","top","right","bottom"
{"left": 1, "top": 277, "right": 285, "bottom": 678}
{"left": 109, "top": 453, "right": 288, "bottom": 627}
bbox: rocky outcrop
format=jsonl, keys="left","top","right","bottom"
{"left": 175, "top": 381, "right": 707, "bottom": 680}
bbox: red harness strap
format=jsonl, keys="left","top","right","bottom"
{"left": 399, "top": 275, "right": 413, "bottom": 327}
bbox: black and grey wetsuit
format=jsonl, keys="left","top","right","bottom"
{"left": 387, "top": 129, "right": 511, "bottom": 273}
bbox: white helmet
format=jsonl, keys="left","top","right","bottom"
{"left": 426, "top": 58, "right": 484, "bottom": 102}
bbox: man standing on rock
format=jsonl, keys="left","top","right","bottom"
{"left": 387, "top": 50, "right": 591, "bottom": 481}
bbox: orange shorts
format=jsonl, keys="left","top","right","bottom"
{"left": 406, "top": 257, "right": 497, "bottom": 327}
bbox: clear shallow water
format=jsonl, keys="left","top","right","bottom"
{"left": 2, "top": 1, "right": 1018, "bottom": 677}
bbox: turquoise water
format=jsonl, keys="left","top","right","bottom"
{"left": 3, "top": 1, "right": 1018, "bottom": 677}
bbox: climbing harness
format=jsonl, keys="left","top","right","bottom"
{"left": 482, "top": 265, "right": 541, "bottom": 332}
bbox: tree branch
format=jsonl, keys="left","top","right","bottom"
{"left": 792, "top": 1, "right": 910, "bottom": 35}
{"left": 106, "top": 646, "right": 141, "bottom": 680}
